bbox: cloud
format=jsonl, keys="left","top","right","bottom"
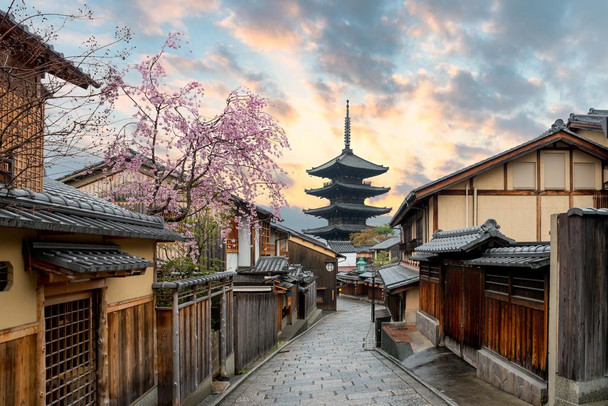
{"left": 132, "top": 0, "right": 220, "bottom": 36}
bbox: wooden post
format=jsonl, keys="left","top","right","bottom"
{"left": 220, "top": 280, "right": 227, "bottom": 378}
{"left": 172, "top": 289, "right": 180, "bottom": 406}
{"left": 98, "top": 282, "right": 109, "bottom": 405}
{"left": 35, "top": 285, "right": 45, "bottom": 406}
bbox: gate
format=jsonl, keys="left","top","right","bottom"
{"left": 443, "top": 266, "right": 482, "bottom": 357}
{"left": 45, "top": 292, "right": 97, "bottom": 406}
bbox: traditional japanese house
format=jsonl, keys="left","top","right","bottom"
{"left": 272, "top": 222, "right": 340, "bottom": 311}
{"left": 413, "top": 219, "right": 550, "bottom": 405}
{"left": 303, "top": 100, "right": 391, "bottom": 240}
{"left": 370, "top": 236, "right": 400, "bottom": 263}
{"left": 378, "top": 262, "right": 419, "bottom": 323}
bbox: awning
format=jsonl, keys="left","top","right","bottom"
{"left": 27, "top": 242, "right": 153, "bottom": 277}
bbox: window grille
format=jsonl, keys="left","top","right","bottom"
{"left": 45, "top": 294, "right": 97, "bottom": 406}
{"left": 0, "top": 262, "right": 11, "bottom": 291}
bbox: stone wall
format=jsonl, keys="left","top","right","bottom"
{"left": 415, "top": 311, "right": 440, "bottom": 346}
{"left": 477, "top": 349, "right": 547, "bottom": 406}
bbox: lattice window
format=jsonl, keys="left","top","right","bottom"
{"left": 45, "top": 294, "right": 97, "bottom": 406}
{"left": 0, "top": 261, "right": 11, "bottom": 291}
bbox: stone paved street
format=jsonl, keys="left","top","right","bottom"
{"left": 219, "top": 298, "right": 448, "bottom": 405}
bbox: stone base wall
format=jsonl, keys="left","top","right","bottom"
{"left": 477, "top": 349, "right": 547, "bottom": 406}
{"left": 443, "top": 336, "right": 478, "bottom": 368}
{"left": 555, "top": 375, "right": 608, "bottom": 405}
{"left": 415, "top": 311, "right": 440, "bottom": 346}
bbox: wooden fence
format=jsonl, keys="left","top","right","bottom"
{"left": 153, "top": 272, "right": 235, "bottom": 405}
{"left": 234, "top": 292, "right": 277, "bottom": 372}
{"left": 298, "top": 281, "right": 317, "bottom": 320}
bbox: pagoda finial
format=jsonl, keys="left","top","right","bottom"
{"left": 344, "top": 100, "right": 351, "bottom": 152}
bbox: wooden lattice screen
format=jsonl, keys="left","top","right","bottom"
{"left": 45, "top": 293, "right": 97, "bottom": 406}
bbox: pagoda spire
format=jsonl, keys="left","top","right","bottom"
{"left": 344, "top": 100, "right": 351, "bottom": 152}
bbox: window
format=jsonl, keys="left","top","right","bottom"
{"left": 544, "top": 153, "right": 566, "bottom": 189}
{"left": 573, "top": 163, "right": 595, "bottom": 190}
{"left": 0, "top": 262, "right": 11, "bottom": 291}
{"left": 512, "top": 162, "right": 536, "bottom": 189}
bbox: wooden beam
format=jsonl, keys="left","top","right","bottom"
{"left": 433, "top": 195, "right": 438, "bottom": 232}
{"left": 98, "top": 284, "right": 109, "bottom": 405}
{"left": 0, "top": 322, "right": 38, "bottom": 344}
{"left": 172, "top": 290, "right": 180, "bottom": 406}
{"left": 35, "top": 285, "right": 45, "bottom": 406}
{"left": 107, "top": 295, "right": 153, "bottom": 313}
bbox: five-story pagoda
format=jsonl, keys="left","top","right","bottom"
{"left": 303, "top": 101, "right": 391, "bottom": 240}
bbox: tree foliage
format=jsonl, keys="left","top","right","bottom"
{"left": 103, "top": 33, "right": 289, "bottom": 252}
{"left": 350, "top": 225, "right": 395, "bottom": 246}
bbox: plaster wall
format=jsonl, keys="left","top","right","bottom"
{"left": 540, "top": 196, "right": 569, "bottom": 241}
{"left": 446, "top": 180, "right": 469, "bottom": 190}
{"left": 540, "top": 151, "right": 571, "bottom": 191}
{"left": 226, "top": 252, "right": 238, "bottom": 271}
{"left": 405, "top": 287, "right": 419, "bottom": 324}
{"left": 474, "top": 166, "right": 504, "bottom": 189}
{"left": 506, "top": 153, "right": 538, "bottom": 190}
{"left": 477, "top": 195, "right": 536, "bottom": 241}
{"left": 572, "top": 150, "right": 602, "bottom": 189}
{"left": 438, "top": 195, "right": 468, "bottom": 231}
{"left": 105, "top": 238, "right": 155, "bottom": 304}
{"left": 572, "top": 195, "right": 594, "bottom": 209}
{"left": 0, "top": 228, "right": 38, "bottom": 330}
{"left": 575, "top": 129, "right": 608, "bottom": 148}
{"left": 339, "top": 252, "right": 357, "bottom": 267}
{"left": 238, "top": 224, "right": 252, "bottom": 267}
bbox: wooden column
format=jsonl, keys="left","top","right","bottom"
{"left": 172, "top": 289, "right": 180, "bottom": 406}
{"left": 220, "top": 280, "right": 227, "bottom": 378}
{"left": 35, "top": 285, "right": 45, "bottom": 406}
{"left": 98, "top": 283, "right": 109, "bottom": 405}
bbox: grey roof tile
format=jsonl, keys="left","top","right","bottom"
{"left": 568, "top": 207, "right": 608, "bottom": 217}
{"left": 370, "top": 237, "right": 400, "bottom": 251}
{"left": 152, "top": 271, "right": 236, "bottom": 289}
{"left": 414, "top": 219, "right": 515, "bottom": 254}
{"left": 463, "top": 244, "right": 550, "bottom": 269}
{"left": 307, "top": 150, "right": 388, "bottom": 178}
{"left": 0, "top": 179, "right": 183, "bottom": 241}
{"left": 304, "top": 203, "right": 391, "bottom": 217}
{"left": 378, "top": 262, "right": 419, "bottom": 291}
{"left": 30, "top": 242, "right": 153, "bottom": 274}
{"left": 252, "top": 256, "right": 289, "bottom": 274}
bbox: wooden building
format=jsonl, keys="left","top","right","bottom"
{"left": 377, "top": 262, "right": 419, "bottom": 324}
{"left": 391, "top": 119, "right": 608, "bottom": 255}
{"left": 412, "top": 219, "right": 550, "bottom": 405}
{"left": 303, "top": 100, "right": 390, "bottom": 240}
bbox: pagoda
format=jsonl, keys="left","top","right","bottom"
{"left": 303, "top": 101, "right": 391, "bottom": 241}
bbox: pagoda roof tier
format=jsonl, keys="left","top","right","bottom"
{"left": 304, "top": 203, "right": 391, "bottom": 219}
{"left": 305, "top": 181, "right": 390, "bottom": 198}
{"left": 303, "top": 224, "right": 369, "bottom": 240}
{"left": 307, "top": 150, "right": 388, "bottom": 179}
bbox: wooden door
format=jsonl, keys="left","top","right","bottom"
{"left": 45, "top": 292, "right": 97, "bottom": 406}
{"left": 444, "top": 266, "right": 483, "bottom": 354}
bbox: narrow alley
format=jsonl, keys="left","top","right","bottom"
{"left": 218, "top": 298, "right": 449, "bottom": 405}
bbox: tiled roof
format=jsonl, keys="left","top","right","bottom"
{"left": 0, "top": 179, "right": 183, "bottom": 241}
{"left": 303, "top": 224, "right": 368, "bottom": 236}
{"left": 414, "top": 219, "right": 515, "bottom": 254}
{"left": 307, "top": 150, "right": 388, "bottom": 178}
{"left": 0, "top": 11, "right": 99, "bottom": 88}
{"left": 370, "top": 237, "right": 400, "bottom": 251}
{"left": 463, "top": 244, "right": 550, "bottom": 269}
{"left": 568, "top": 108, "right": 608, "bottom": 136}
{"left": 378, "top": 262, "right": 419, "bottom": 291}
{"left": 568, "top": 207, "right": 608, "bottom": 217}
{"left": 326, "top": 240, "right": 374, "bottom": 253}
{"left": 337, "top": 272, "right": 361, "bottom": 281}
{"left": 253, "top": 256, "right": 289, "bottom": 274}
{"left": 304, "top": 203, "right": 391, "bottom": 217}
{"left": 305, "top": 181, "right": 390, "bottom": 198}
{"left": 29, "top": 242, "right": 152, "bottom": 274}
{"left": 408, "top": 252, "right": 440, "bottom": 262}
{"left": 152, "top": 271, "right": 236, "bottom": 289}
{"left": 390, "top": 120, "right": 608, "bottom": 227}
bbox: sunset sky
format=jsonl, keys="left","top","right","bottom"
{"left": 9, "top": 0, "right": 608, "bottom": 232}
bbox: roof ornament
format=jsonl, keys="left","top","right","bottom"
{"left": 344, "top": 100, "right": 352, "bottom": 152}
{"left": 551, "top": 119, "right": 565, "bottom": 129}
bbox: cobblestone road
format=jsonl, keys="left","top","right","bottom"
{"left": 219, "top": 298, "right": 448, "bottom": 405}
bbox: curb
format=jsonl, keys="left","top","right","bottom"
{"left": 374, "top": 347, "right": 459, "bottom": 406}
{"left": 200, "top": 310, "right": 337, "bottom": 406}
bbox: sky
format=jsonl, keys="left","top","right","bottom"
{"left": 7, "top": 0, "right": 608, "bottom": 233}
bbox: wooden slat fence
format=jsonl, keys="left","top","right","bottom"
{"left": 153, "top": 272, "right": 234, "bottom": 405}
{"left": 0, "top": 327, "right": 37, "bottom": 406}
{"left": 234, "top": 292, "right": 277, "bottom": 372}
{"left": 419, "top": 263, "right": 441, "bottom": 320}
{"left": 298, "top": 281, "right": 317, "bottom": 319}
{"left": 108, "top": 298, "right": 155, "bottom": 406}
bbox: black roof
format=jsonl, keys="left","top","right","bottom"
{"left": 29, "top": 242, "right": 152, "bottom": 274}
{"left": 378, "top": 262, "right": 419, "bottom": 291}
{"left": 152, "top": 271, "right": 236, "bottom": 289}
{"left": 568, "top": 108, "right": 608, "bottom": 137}
{"left": 307, "top": 150, "right": 389, "bottom": 179}
{"left": 0, "top": 179, "right": 183, "bottom": 241}
{"left": 463, "top": 244, "right": 550, "bottom": 269}
{"left": 326, "top": 240, "right": 373, "bottom": 254}
{"left": 305, "top": 181, "right": 390, "bottom": 198}
{"left": 254, "top": 256, "right": 289, "bottom": 274}
{"left": 304, "top": 203, "right": 391, "bottom": 218}
{"left": 303, "top": 224, "right": 369, "bottom": 239}
{"left": 414, "top": 219, "right": 515, "bottom": 254}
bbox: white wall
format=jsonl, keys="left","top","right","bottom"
{"left": 238, "top": 221, "right": 251, "bottom": 267}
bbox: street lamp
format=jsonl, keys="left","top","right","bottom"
{"left": 356, "top": 257, "right": 366, "bottom": 274}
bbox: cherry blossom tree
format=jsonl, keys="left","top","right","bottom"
{"left": 103, "top": 34, "right": 289, "bottom": 254}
